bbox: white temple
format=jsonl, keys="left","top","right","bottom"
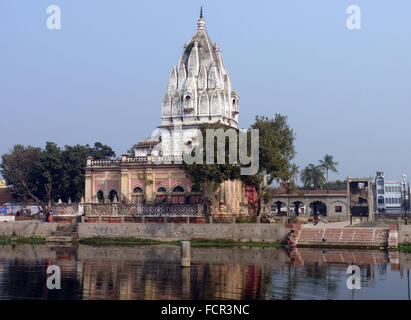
{"left": 133, "top": 8, "right": 240, "bottom": 158}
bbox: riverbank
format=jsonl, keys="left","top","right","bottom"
{"left": 77, "top": 237, "right": 283, "bottom": 248}
{"left": 0, "top": 235, "right": 45, "bottom": 245}
{"left": 2, "top": 221, "right": 411, "bottom": 251}
{"left": 398, "top": 243, "right": 411, "bottom": 252}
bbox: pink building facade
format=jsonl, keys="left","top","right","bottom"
{"left": 84, "top": 155, "right": 247, "bottom": 215}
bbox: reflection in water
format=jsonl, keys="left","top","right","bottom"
{"left": 0, "top": 245, "right": 410, "bottom": 300}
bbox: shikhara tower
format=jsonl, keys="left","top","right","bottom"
{"left": 161, "top": 8, "right": 239, "bottom": 127}
{"left": 133, "top": 9, "right": 240, "bottom": 158}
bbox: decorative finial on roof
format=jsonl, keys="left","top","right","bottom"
{"left": 197, "top": 6, "right": 205, "bottom": 30}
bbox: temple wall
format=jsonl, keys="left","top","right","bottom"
{"left": 78, "top": 222, "right": 287, "bottom": 243}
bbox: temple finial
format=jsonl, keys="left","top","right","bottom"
{"left": 197, "top": 6, "right": 205, "bottom": 30}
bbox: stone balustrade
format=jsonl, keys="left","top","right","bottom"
{"left": 86, "top": 155, "right": 184, "bottom": 167}
{"left": 53, "top": 203, "right": 203, "bottom": 218}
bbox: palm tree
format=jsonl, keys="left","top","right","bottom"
{"left": 289, "top": 163, "right": 299, "bottom": 184}
{"left": 300, "top": 164, "right": 325, "bottom": 190}
{"left": 319, "top": 154, "right": 338, "bottom": 187}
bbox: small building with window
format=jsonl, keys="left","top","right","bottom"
{"left": 269, "top": 188, "right": 349, "bottom": 222}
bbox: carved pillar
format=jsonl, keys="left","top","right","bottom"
{"left": 85, "top": 168, "right": 92, "bottom": 203}
{"left": 219, "top": 182, "right": 226, "bottom": 213}
{"left": 120, "top": 168, "right": 128, "bottom": 202}
{"left": 145, "top": 168, "right": 153, "bottom": 204}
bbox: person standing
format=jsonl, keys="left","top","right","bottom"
{"left": 48, "top": 209, "right": 53, "bottom": 222}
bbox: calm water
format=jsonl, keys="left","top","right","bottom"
{"left": 0, "top": 244, "right": 410, "bottom": 300}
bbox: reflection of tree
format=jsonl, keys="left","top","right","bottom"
{"left": 0, "top": 254, "right": 82, "bottom": 300}
{"left": 266, "top": 262, "right": 341, "bottom": 300}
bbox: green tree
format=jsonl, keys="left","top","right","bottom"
{"left": 248, "top": 115, "right": 295, "bottom": 218}
{"left": 61, "top": 142, "right": 115, "bottom": 202}
{"left": 289, "top": 163, "right": 299, "bottom": 184}
{"left": 300, "top": 164, "right": 325, "bottom": 190}
{"left": 319, "top": 154, "right": 338, "bottom": 186}
{"left": 40, "top": 142, "right": 65, "bottom": 208}
{"left": 0, "top": 142, "right": 116, "bottom": 210}
{"left": 181, "top": 121, "right": 241, "bottom": 214}
{"left": 0, "top": 145, "right": 49, "bottom": 211}
{"left": 325, "top": 179, "right": 347, "bottom": 190}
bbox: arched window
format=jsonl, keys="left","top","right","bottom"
{"left": 378, "top": 196, "right": 384, "bottom": 204}
{"left": 155, "top": 186, "right": 167, "bottom": 203}
{"left": 172, "top": 185, "right": 185, "bottom": 193}
{"left": 157, "top": 186, "right": 167, "bottom": 193}
{"left": 190, "top": 185, "right": 200, "bottom": 193}
{"left": 133, "top": 186, "right": 143, "bottom": 194}
{"left": 108, "top": 190, "right": 118, "bottom": 203}
{"left": 97, "top": 191, "right": 104, "bottom": 204}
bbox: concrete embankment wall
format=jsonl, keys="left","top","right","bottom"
{"left": 399, "top": 224, "right": 411, "bottom": 243}
{"left": 0, "top": 221, "right": 64, "bottom": 237}
{"left": 77, "top": 223, "right": 288, "bottom": 242}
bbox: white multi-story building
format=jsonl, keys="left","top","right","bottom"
{"left": 374, "top": 171, "right": 408, "bottom": 214}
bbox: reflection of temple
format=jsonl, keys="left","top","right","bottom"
{"left": 84, "top": 10, "right": 247, "bottom": 216}
{"left": 1, "top": 245, "right": 411, "bottom": 300}
{"left": 79, "top": 247, "right": 265, "bottom": 300}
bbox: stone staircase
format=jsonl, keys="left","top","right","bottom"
{"left": 45, "top": 218, "right": 79, "bottom": 244}
{"left": 295, "top": 227, "right": 390, "bottom": 248}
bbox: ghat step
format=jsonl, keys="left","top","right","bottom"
{"left": 296, "top": 227, "right": 390, "bottom": 247}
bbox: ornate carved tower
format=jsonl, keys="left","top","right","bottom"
{"left": 158, "top": 8, "right": 240, "bottom": 157}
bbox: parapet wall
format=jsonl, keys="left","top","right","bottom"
{"left": 77, "top": 222, "right": 288, "bottom": 242}
{"left": 0, "top": 221, "right": 63, "bottom": 237}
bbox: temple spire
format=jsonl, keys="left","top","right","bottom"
{"left": 197, "top": 6, "right": 205, "bottom": 30}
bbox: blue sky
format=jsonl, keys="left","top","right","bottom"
{"left": 1, "top": 1, "right": 410, "bottom": 182}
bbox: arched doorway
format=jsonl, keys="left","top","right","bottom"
{"left": 108, "top": 190, "right": 118, "bottom": 203}
{"left": 155, "top": 186, "right": 167, "bottom": 203}
{"left": 310, "top": 201, "right": 327, "bottom": 216}
{"left": 271, "top": 201, "right": 286, "bottom": 215}
{"left": 171, "top": 185, "right": 186, "bottom": 204}
{"left": 97, "top": 190, "right": 104, "bottom": 204}
{"left": 132, "top": 186, "right": 144, "bottom": 204}
{"left": 292, "top": 201, "right": 304, "bottom": 216}
{"left": 189, "top": 185, "right": 202, "bottom": 204}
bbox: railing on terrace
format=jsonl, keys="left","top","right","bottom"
{"left": 89, "top": 159, "right": 122, "bottom": 166}
{"left": 52, "top": 203, "right": 82, "bottom": 216}
{"left": 88, "top": 155, "right": 184, "bottom": 167}
{"left": 53, "top": 203, "right": 203, "bottom": 217}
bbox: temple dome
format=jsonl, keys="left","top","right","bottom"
{"left": 161, "top": 9, "right": 239, "bottom": 129}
